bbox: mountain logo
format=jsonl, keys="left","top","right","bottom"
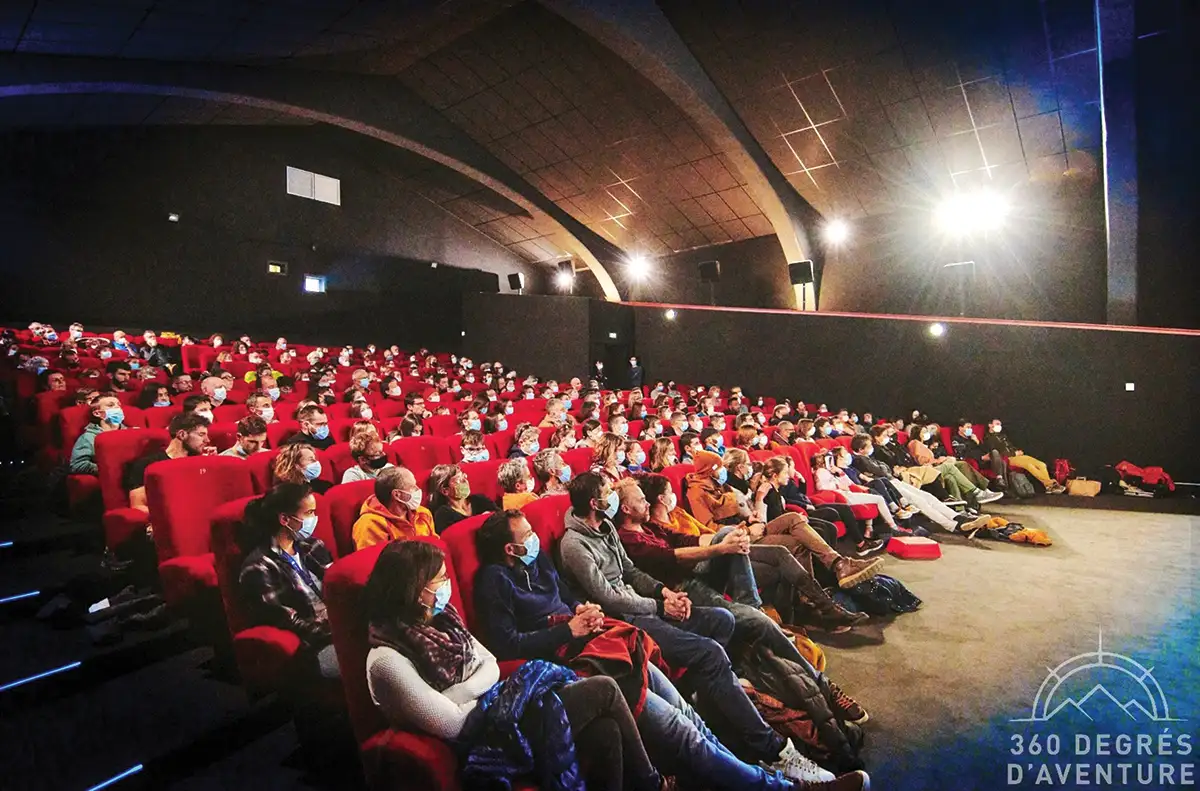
{"left": 1011, "top": 630, "right": 1185, "bottom": 723}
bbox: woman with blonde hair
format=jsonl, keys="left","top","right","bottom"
{"left": 273, "top": 442, "right": 331, "bottom": 494}
{"left": 588, "top": 432, "right": 627, "bottom": 485}
{"left": 386, "top": 416, "right": 422, "bottom": 441}
{"left": 646, "top": 437, "right": 678, "bottom": 472}
{"left": 548, "top": 422, "right": 577, "bottom": 452}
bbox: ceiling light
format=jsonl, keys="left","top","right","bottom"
{"left": 430, "top": 261, "right": 438, "bottom": 268}
{"left": 167, "top": 213, "right": 179, "bottom": 222}
{"left": 928, "top": 322, "right": 946, "bottom": 338}
{"left": 823, "top": 219, "right": 849, "bottom": 245}
{"left": 934, "top": 190, "right": 1009, "bottom": 234}
{"left": 554, "top": 270, "right": 574, "bottom": 290}
{"left": 664, "top": 309, "right": 677, "bottom": 320}
{"left": 627, "top": 255, "right": 649, "bottom": 280}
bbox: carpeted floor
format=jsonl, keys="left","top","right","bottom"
{"left": 820, "top": 502, "right": 1199, "bottom": 791}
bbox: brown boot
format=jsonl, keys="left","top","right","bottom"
{"left": 831, "top": 555, "right": 884, "bottom": 589}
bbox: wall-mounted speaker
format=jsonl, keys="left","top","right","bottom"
{"left": 507, "top": 273, "right": 525, "bottom": 290}
{"left": 557, "top": 260, "right": 573, "bottom": 276}
{"left": 697, "top": 260, "right": 721, "bottom": 282}
{"left": 789, "top": 260, "right": 814, "bottom": 285}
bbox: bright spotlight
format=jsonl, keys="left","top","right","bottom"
{"left": 554, "top": 270, "right": 574, "bottom": 290}
{"left": 824, "top": 219, "right": 849, "bottom": 245}
{"left": 627, "top": 255, "right": 649, "bottom": 280}
{"left": 928, "top": 322, "right": 946, "bottom": 337}
{"left": 935, "top": 190, "right": 1010, "bottom": 234}
{"left": 664, "top": 309, "right": 677, "bottom": 320}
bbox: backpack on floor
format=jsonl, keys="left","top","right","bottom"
{"left": 1053, "top": 458, "right": 1074, "bottom": 485}
{"left": 1097, "top": 465, "right": 1123, "bottom": 495}
{"left": 1009, "top": 471, "right": 1036, "bottom": 498}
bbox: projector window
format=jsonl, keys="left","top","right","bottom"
{"left": 303, "top": 275, "right": 326, "bottom": 294}
{"left": 286, "top": 166, "right": 341, "bottom": 206}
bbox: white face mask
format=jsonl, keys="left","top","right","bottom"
{"left": 662, "top": 492, "right": 677, "bottom": 512}
{"left": 992, "top": 424, "right": 1002, "bottom": 433}
{"left": 259, "top": 406, "right": 274, "bottom": 423}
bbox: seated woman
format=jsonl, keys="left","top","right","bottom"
{"left": 646, "top": 437, "right": 677, "bottom": 473}
{"left": 273, "top": 443, "right": 332, "bottom": 495}
{"left": 577, "top": 418, "right": 604, "bottom": 448}
{"left": 813, "top": 417, "right": 835, "bottom": 440}
{"left": 508, "top": 424, "right": 541, "bottom": 459}
{"left": 538, "top": 397, "right": 570, "bottom": 429}
{"left": 348, "top": 401, "right": 374, "bottom": 421}
{"left": 457, "top": 408, "right": 483, "bottom": 434}
{"left": 588, "top": 432, "right": 627, "bottom": 485}
{"left": 238, "top": 483, "right": 338, "bottom": 679}
{"left": 548, "top": 422, "right": 577, "bottom": 452}
{"left": 639, "top": 415, "right": 663, "bottom": 440}
{"left": 342, "top": 433, "right": 393, "bottom": 483}
{"left": 811, "top": 452, "right": 895, "bottom": 548}
{"left": 364, "top": 540, "right": 662, "bottom": 791}
{"left": 794, "top": 419, "right": 818, "bottom": 445}
{"left": 428, "top": 463, "right": 494, "bottom": 533}
{"left": 482, "top": 409, "right": 510, "bottom": 434}
{"left": 138, "top": 383, "right": 174, "bottom": 409}
{"left": 621, "top": 439, "right": 647, "bottom": 475}
{"left": 532, "top": 448, "right": 572, "bottom": 495}
{"left": 832, "top": 446, "right": 916, "bottom": 519}
{"left": 386, "top": 416, "right": 423, "bottom": 442}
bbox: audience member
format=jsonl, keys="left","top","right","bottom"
{"left": 428, "top": 464, "right": 494, "bottom": 533}
{"left": 69, "top": 392, "right": 127, "bottom": 475}
{"left": 221, "top": 415, "right": 269, "bottom": 458}
{"left": 125, "top": 413, "right": 212, "bottom": 510}
{"left": 351, "top": 466, "right": 434, "bottom": 549}
{"left": 498, "top": 457, "right": 537, "bottom": 510}
{"left": 282, "top": 405, "right": 334, "bottom": 450}
{"left": 342, "top": 434, "right": 392, "bottom": 483}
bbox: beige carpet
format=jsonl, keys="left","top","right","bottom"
{"left": 817, "top": 504, "right": 1199, "bottom": 790}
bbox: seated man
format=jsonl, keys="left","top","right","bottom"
{"left": 341, "top": 433, "right": 392, "bottom": 483}
{"left": 244, "top": 391, "right": 277, "bottom": 425}
{"left": 199, "top": 375, "right": 230, "bottom": 408}
{"left": 106, "top": 360, "right": 134, "bottom": 392}
{"left": 282, "top": 404, "right": 335, "bottom": 450}
{"left": 981, "top": 418, "right": 1065, "bottom": 494}
{"left": 139, "top": 330, "right": 173, "bottom": 369}
{"left": 170, "top": 372, "right": 193, "bottom": 396}
{"left": 69, "top": 392, "right": 129, "bottom": 475}
{"left": 679, "top": 430, "right": 702, "bottom": 464}
{"left": 532, "top": 448, "right": 572, "bottom": 495}
{"left": 403, "top": 391, "right": 429, "bottom": 424}
{"left": 559, "top": 472, "right": 821, "bottom": 779}
{"left": 498, "top": 457, "right": 538, "bottom": 510}
{"left": 220, "top": 415, "right": 269, "bottom": 458}
{"left": 473, "top": 509, "right": 854, "bottom": 789}
{"left": 351, "top": 466, "right": 434, "bottom": 549}
{"left": 110, "top": 330, "right": 137, "bottom": 355}
{"left": 125, "top": 413, "right": 212, "bottom": 510}
{"left": 458, "top": 429, "right": 490, "bottom": 462}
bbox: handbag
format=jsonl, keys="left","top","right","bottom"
{"left": 1065, "top": 477, "right": 1101, "bottom": 497}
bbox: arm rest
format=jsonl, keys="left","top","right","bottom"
{"left": 361, "top": 728, "right": 459, "bottom": 791}
{"left": 102, "top": 507, "right": 149, "bottom": 550}
{"left": 232, "top": 625, "right": 303, "bottom": 690}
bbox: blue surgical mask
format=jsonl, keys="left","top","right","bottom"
{"left": 518, "top": 533, "right": 540, "bottom": 566}
{"left": 292, "top": 513, "right": 317, "bottom": 540}
{"left": 302, "top": 460, "right": 322, "bottom": 481}
{"left": 129, "top": 361, "right": 140, "bottom": 370}
{"left": 615, "top": 424, "right": 628, "bottom": 437}
{"left": 616, "top": 449, "right": 626, "bottom": 465}
{"left": 104, "top": 407, "right": 124, "bottom": 426}
{"left": 716, "top": 467, "right": 728, "bottom": 485}
{"left": 497, "top": 418, "right": 508, "bottom": 431}
{"left": 525, "top": 441, "right": 540, "bottom": 455}
{"left": 563, "top": 399, "right": 573, "bottom": 409}
{"left": 558, "top": 465, "right": 571, "bottom": 484}
{"left": 154, "top": 400, "right": 171, "bottom": 407}
{"left": 602, "top": 490, "right": 619, "bottom": 519}
{"left": 467, "top": 418, "right": 481, "bottom": 432}
{"left": 312, "top": 424, "right": 330, "bottom": 441}
{"left": 267, "top": 388, "right": 280, "bottom": 400}
{"left": 213, "top": 386, "right": 227, "bottom": 402}
{"left": 505, "top": 404, "right": 514, "bottom": 415}
{"left": 463, "top": 449, "right": 490, "bottom": 463}
{"left": 427, "top": 579, "right": 451, "bottom": 616}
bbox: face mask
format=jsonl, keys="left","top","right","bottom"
{"left": 823, "top": 426, "right": 833, "bottom": 436}
{"left": 302, "top": 461, "right": 322, "bottom": 481}
{"left": 525, "top": 441, "right": 540, "bottom": 455}
{"left": 632, "top": 450, "right": 645, "bottom": 465}
{"left": 921, "top": 431, "right": 932, "bottom": 441}
{"left": 663, "top": 492, "right": 677, "bottom": 512}
{"left": 291, "top": 513, "right": 318, "bottom": 540}
{"left": 46, "top": 333, "right": 58, "bottom": 342}
{"left": 452, "top": 385, "right": 461, "bottom": 393}
{"left": 100, "top": 350, "right": 112, "bottom": 359}
{"left": 467, "top": 418, "right": 481, "bottom": 432}
{"left": 865, "top": 447, "right": 874, "bottom": 457}
{"left": 716, "top": 437, "right": 725, "bottom": 449}
{"left": 524, "top": 392, "right": 534, "bottom": 400}
{"left": 152, "top": 399, "right": 171, "bottom": 407}
{"left": 806, "top": 428, "right": 816, "bottom": 438}
{"left": 558, "top": 466, "right": 572, "bottom": 484}
{"left": 666, "top": 455, "right": 678, "bottom": 466}
{"left": 129, "top": 361, "right": 140, "bottom": 371}
{"left": 212, "top": 387, "right": 227, "bottom": 403}
{"left": 505, "top": 404, "right": 514, "bottom": 415}
{"left": 452, "top": 480, "right": 471, "bottom": 500}
{"left": 360, "top": 407, "right": 374, "bottom": 420}
{"left": 488, "top": 393, "right": 497, "bottom": 401}
{"left": 881, "top": 436, "right": 891, "bottom": 445}
{"left": 517, "top": 532, "right": 540, "bottom": 566}
{"left": 992, "top": 424, "right": 1002, "bottom": 433}
{"left": 257, "top": 406, "right": 275, "bottom": 423}
{"left": 104, "top": 407, "right": 124, "bottom": 425}
{"left": 312, "top": 424, "right": 330, "bottom": 441}
{"left": 615, "top": 423, "right": 628, "bottom": 437}
{"left": 715, "top": 467, "right": 728, "bottom": 485}
{"left": 397, "top": 488, "right": 422, "bottom": 511}
{"left": 267, "top": 388, "right": 280, "bottom": 400}
{"left": 389, "top": 387, "right": 402, "bottom": 397}
{"left": 195, "top": 409, "right": 214, "bottom": 423}
{"left": 655, "top": 423, "right": 664, "bottom": 435}
{"left": 602, "top": 490, "right": 619, "bottom": 519}
{"left": 756, "top": 435, "right": 767, "bottom": 447}
{"left": 562, "top": 398, "right": 573, "bottom": 410}
{"left": 427, "top": 579, "right": 451, "bottom": 616}
{"left": 35, "top": 366, "right": 47, "bottom": 375}
{"left": 497, "top": 419, "right": 508, "bottom": 431}
{"left": 616, "top": 449, "right": 626, "bottom": 465}
{"left": 462, "top": 449, "right": 490, "bottom": 463}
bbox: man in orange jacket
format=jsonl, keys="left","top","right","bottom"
{"left": 351, "top": 466, "right": 434, "bottom": 549}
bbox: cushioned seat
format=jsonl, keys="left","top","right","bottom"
{"left": 159, "top": 552, "right": 219, "bottom": 605}
{"left": 887, "top": 536, "right": 942, "bottom": 559}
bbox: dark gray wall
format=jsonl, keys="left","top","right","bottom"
{"left": 0, "top": 125, "right": 538, "bottom": 348}
{"left": 461, "top": 293, "right": 591, "bottom": 381}
{"left": 632, "top": 235, "right": 797, "bottom": 309}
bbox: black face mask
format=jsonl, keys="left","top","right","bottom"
{"left": 367, "top": 455, "right": 389, "bottom": 470}
{"left": 322, "top": 395, "right": 336, "bottom": 406}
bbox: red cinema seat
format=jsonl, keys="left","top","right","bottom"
{"left": 59, "top": 406, "right": 95, "bottom": 452}
{"left": 390, "top": 436, "right": 450, "bottom": 470}
{"left": 95, "top": 428, "right": 170, "bottom": 550}
{"left": 332, "top": 418, "right": 380, "bottom": 443}
{"left": 816, "top": 438, "right": 838, "bottom": 451}
{"left": 627, "top": 420, "right": 644, "bottom": 439}
{"left": 561, "top": 447, "right": 593, "bottom": 476}
{"left": 939, "top": 426, "right": 954, "bottom": 455}
{"left": 459, "top": 458, "right": 507, "bottom": 506}
{"left": 145, "top": 455, "right": 255, "bottom": 608}
{"left": 376, "top": 400, "right": 407, "bottom": 420}
{"left": 267, "top": 420, "right": 301, "bottom": 449}
{"left": 835, "top": 436, "right": 854, "bottom": 451}
{"left": 437, "top": 513, "right": 493, "bottom": 631}
{"left": 423, "top": 414, "right": 460, "bottom": 437}
{"left": 887, "top": 536, "right": 942, "bottom": 560}
{"left": 324, "top": 403, "right": 355, "bottom": 421}
{"left": 484, "top": 430, "right": 514, "bottom": 461}
{"left": 325, "top": 479, "right": 376, "bottom": 557}
{"left": 521, "top": 494, "right": 570, "bottom": 549}
{"left": 208, "top": 422, "right": 239, "bottom": 452}
{"left": 325, "top": 537, "right": 467, "bottom": 791}
{"left": 326, "top": 444, "right": 359, "bottom": 483}
{"left": 661, "top": 463, "right": 693, "bottom": 504}
{"left": 246, "top": 450, "right": 281, "bottom": 494}
{"left": 213, "top": 404, "right": 244, "bottom": 423}
{"left": 145, "top": 406, "right": 183, "bottom": 430}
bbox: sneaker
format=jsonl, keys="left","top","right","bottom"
{"left": 912, "top": 526, "right": 930, "bottom": 537}
{"left": 853, "top": 539, "right": 886, "bottom": 557}
{"left": 800, "top": 770, "right": 872, "bottom": 790}
{"left": 941, "top": 498, "right": 967, "bottom": 507}
{"left": 899, "top": 505, "right": 921, "bottom": 519}
{"left": 976, "top": 489, "right": 1004, "bottom": 504}
{"left": 827, "top": 681, "right": 869, "bottom": 724}
{"left": 769, "top": 738, "right": 835, "bottom": 782}
{"left": 958, "top": 513, "right": 993, "bottom": 533}
{"left": 832, "top": 555, "right": 884, "bottom": 588}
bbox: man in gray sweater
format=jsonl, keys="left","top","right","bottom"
{"left": 559, "top": 472, "right": 826, "bottom": 780}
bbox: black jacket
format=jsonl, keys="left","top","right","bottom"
{"left": 628, "top": 364, "right": 644, "bottom": 388}
{"left": 951, "top": 433, "right": 984, "bottom": 461}
{"left": 982, "top": 432, "right": 1017, "bottom": 457}
{"left": 852, "top": 453, "right": 892, "bottom": 480}
{"left": 238, "top": 538, "right": 334, "bottom": 648}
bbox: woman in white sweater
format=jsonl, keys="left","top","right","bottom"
{"left": 363, "top": 540, "right": 661, "bottom": 791}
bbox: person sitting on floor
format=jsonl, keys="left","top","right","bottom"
{"left": 238, "top": 483, "right": 339, "bottom": 681}
{"left": 351, "top": 465, "right": 434, "bottom": 549}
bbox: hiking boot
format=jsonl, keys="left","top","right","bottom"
{"left": 826, "top": 681, "right": 869, "bottom": 724}
{"left": 767, "top": 738, "right": 835, "bottom": 782}
{"left": 831, "top": 555, "right": 884, "bottom": 589}
{"left": 797, "top": 770, "right": 871, "bottom": 790}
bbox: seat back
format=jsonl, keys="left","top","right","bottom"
{"left": 390, "top": 435, "right": 450, "bottom": 470}
{"left": 209, "top": 496, "right": 259, "bottom": 635}
{"left": 95, "top": 429, "right": 171, "bottom": 511}
{"left": 325, "top": 479, "right": 376, "bottom": 557}
{"left": 146, "top": 456, "right": 256, "bottom": 563}
{"left": 59, "top": 406, "right": 95, "bottom": 451}
{"left": 484, "top": 430, "right": 515, "bottom": 460}
{"left": 661, "top": 463, "right": 693, "bottom": 503}
{"left": 423, "top": 414, "right": 460, "bottom": 437}
{"left": 325, "top": 536, "right": 465, "bottom": 746}
{"left": 561, "top": 447, "right": 594, "bottom": 475}
{"left": 459, "top": 458, "right": 507, "bottom": 506}
{"left": 326, "top": 444, "right": 359, "bottom": 482}
{"left": 939, "top": 426, "right": 955, "bottom": 453}
{"left": 437, "top": 513, "right": 493, "bottom": 632}
{"left": 246, "top": 449, "right": 281, "bottom": 493}
{"left": 145, "top": 406, "right": 183, "bottom": 430}
{"left": 521, "top": 494, "right": 570, "bottom": 550}
{"left": 266, "top": 420, "right": 301, "bottom": 449}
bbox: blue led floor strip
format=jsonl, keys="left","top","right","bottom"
{"left": 85, "top": 764, "right": 144, "bottom": 791}
{"left": 0, "top": 660, "right": 82, "bottom": 692}
{"left": 0, "top": 541, "right": 13, "bottom": 548}
{"left": 0, "top": 590, "right": 39, "bottom": 604}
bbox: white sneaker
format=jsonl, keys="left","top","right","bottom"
{"left": 769, "top": 738, "right": 836, "bottom": 782}
{"left": 976, "top": 489, "right": 1004, "bottom": 504}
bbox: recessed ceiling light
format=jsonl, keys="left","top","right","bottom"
{"left": 167, "top": 213, "right": 180, "bottom": 222}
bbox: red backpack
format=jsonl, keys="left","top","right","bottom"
{"left": 1053, "top": 458, "right": 1074, "bottom": 485}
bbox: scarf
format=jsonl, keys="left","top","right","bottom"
{"left": 368, "top": 603, "right": 475, "bottom": 692}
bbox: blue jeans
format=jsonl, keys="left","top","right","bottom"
{"left": 638, "top": 665, "right": 793, "bottom": 791}
{"left": 680, "top": 577, "right": 811, "bottom": 670}
{"left": 694, "top": 525, "right": 763, "bottom": 607}
{"left": 627, "top": 607, "right": 785, "bottom": 764}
